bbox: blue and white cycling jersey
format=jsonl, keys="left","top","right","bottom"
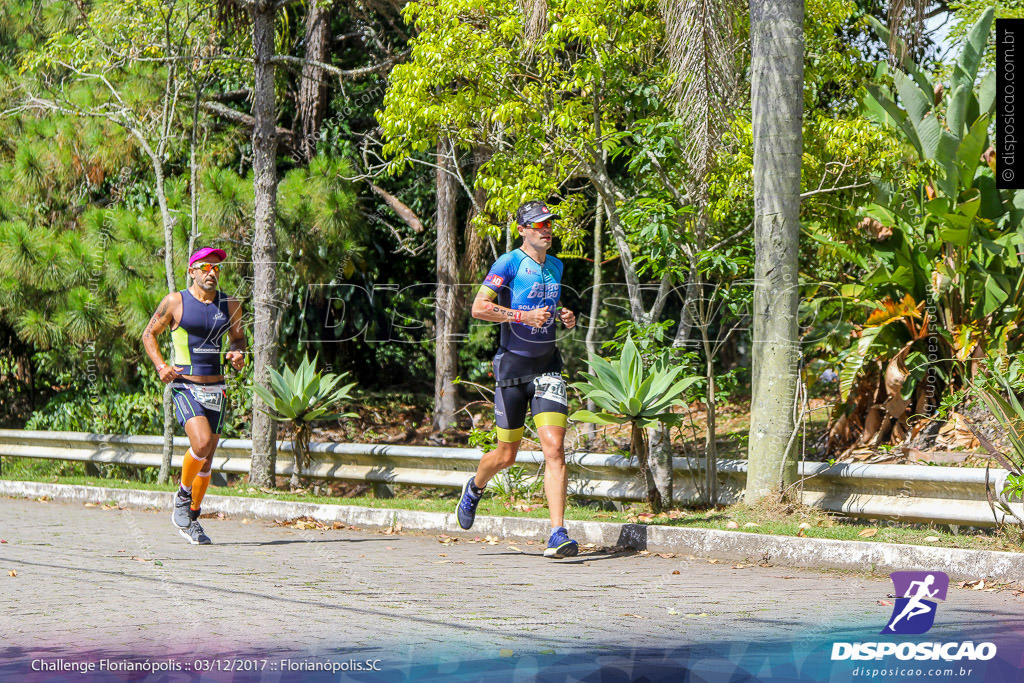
{"left": 480, "top": 248, "right": 563, "bottom": 358}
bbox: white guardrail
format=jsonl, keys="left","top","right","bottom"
{"left": 1, "top": 429, "right": 1022, "bottom": 527}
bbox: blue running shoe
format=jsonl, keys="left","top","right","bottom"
{"left": 457, "top": 477, "right": 482, "bottom": 530}
{"left": 544, "top": 527, "right": 579, "bottom": 559}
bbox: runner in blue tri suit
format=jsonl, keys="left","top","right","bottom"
{"left": 142, "top": 247, "right": 246, "bottom": 545}
{"left": 456, "top": 200, "right": 580, "bottom": 559}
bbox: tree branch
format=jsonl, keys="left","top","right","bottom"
{"left": 200, "top": 100, "right": 293, "bottom": 148}
{"left": 269, "top": 49, "right": 411, "bottom": 82}
{"left": 369, "top": 183, "right": 424, "bottom": 233}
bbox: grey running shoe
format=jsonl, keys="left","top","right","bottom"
{"left": 172, "top": 491, "right": 191, "bottom": 530}
{"left": 179, "top": 519, "right": 211, "bottom": 545}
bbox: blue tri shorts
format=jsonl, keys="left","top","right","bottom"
{"left": 492, "top": 349, "right": 568, "bottom": 443}
{"left": 170, "top": 380, "right": 227, "bottom": 434}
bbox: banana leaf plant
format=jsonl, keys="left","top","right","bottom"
{"left": 570, "top": 336, "right": 701, "bottom": 512}
{"left": 817, "top": 7, "right": 1024, "bottom": 454}
{"left": 251, "top": 354, "right": 358, "bottom": 489}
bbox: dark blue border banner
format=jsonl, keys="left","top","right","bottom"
{"left": 3, "top": 633, "right": 1022, "bottom": 683}
{"left": 998, "top": 18, "right": 1024, "bottom": 189}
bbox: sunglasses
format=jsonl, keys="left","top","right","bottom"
{"left": 191, "top": 263, "right": 222, "bottom": 274}
{"left": 525, "top": 221, "right": 553, "bottom": 230}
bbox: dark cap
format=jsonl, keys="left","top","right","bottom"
{"left": 515, "top": 200, "right": 560, "bottom": 226}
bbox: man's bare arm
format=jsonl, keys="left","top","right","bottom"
{"left": 226, "top": 298, "right": 247, "bottom": 352}
{"left": 142, "top": 294, "right": 177, "bottom": 366}
{"left": 471, "top": 288, "right": 550, "bottom": 328}
{"left": 143, "top": 293, "right": 183, "bottom": 382}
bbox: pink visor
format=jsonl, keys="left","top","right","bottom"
{"left": 188, "top": 247, "right": 226, "bottom": 266}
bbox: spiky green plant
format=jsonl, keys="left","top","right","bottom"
{"left": 967, "top": 363, "right": 1024, "bottom": 532}
{"left": 251, "top": 354, "right": 358, "bottom": 489}
{"left": 571, "top": 336, "right": 700, "bottom": 512}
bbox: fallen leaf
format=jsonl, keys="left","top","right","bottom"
{"left": 385, "top": 546, "right": 394, "bottom": 551}
{"left": 581, "top": 543, "right": 596, "bottom": 549}
{"left": 732, "top": 564, "right": 746, "bottom": 569}
{"left": 8, "top": 570, "right": 15, "bottom": 577}
{"left": 499, "top": 649, "right": 514, "bottom": 658}
{"left": 797, "top": 528, "right": 806, "bottom": 537}
{"left": 242, "top": 519, "right": 252, "bottom": 525}
{"left": 438, "top": 553, "right": 447, "bottom": 557}
{"left": 973, "top": 580, "right": 986, "bottom": 591}
{"left": 743, "top": 522, "right": 760, "bottom": 528}
{"left": 622, "top": 613, "right": 645, "bottom": 619}
{"left": 708, "top": 559, "right": 720, "bottom": 564}
{"left": 84, "top": 503, "right": 98, "bottom": 508}
{"left": 685, "top": 613, "right": 709, "bottom": 618}
{"left": 154, "top": 561, "right": 163, "bottom": 567}
{"left": 508, "top": 546, "right": 523, "bottom": 553}
{"left": 0, "top": 540, "right": 6, "bottom": 544}
{"left": 799, "top": 522, "right": 812, "bottom": 530}
{"left": 638, "top": 550, "right": 650, "bottom": 556}
{"left": 858, "top": 528, "right": 878, "bottom": 538}
{"left": 726, "top": 521, "right": 739, "bottom": 529}
{"left": 672, "top": 570, "right": 680, "bottom": 575}
{"left": 877, "top": 600, "right": 893, "bottom": 606}
{"left": 667, "top": 608, "right": 679, "bottom": 615}
{"left": 657, "top": 553, "right": 676, "bottom": 559}
{"left": 637, "top": 513, "right": 655, "bottom": 521}
{"left": 526, "top": 540, "right": 535, "bottom": 545}
{"left": 394, "top": 522, "right": 403, "bottom": 532}
{"left": 923, "top": 536, "right": 940, "bottom": 543}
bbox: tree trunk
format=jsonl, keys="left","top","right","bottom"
{"left": 631, "top": 422, "right": 662, "bottom": 513}
{"left": 297, "top": 0, "right": 331, "bottom": 161}
{"left": 249, "top": 1, "right": 281, "bottom": 488}
{"left": 646, "top": 424, "right": 672, "bottom": 507}
{"left": 582, "top": 201, "right": 604, "bottom": 446}
{"left": 432, "top": 138, "right": 458, "bottom": 433}
{"left": 454, "top": 148, "right": 489, "bottom": 323}
{"left": 701, "top": 320, "right": 719, "bottom": 506}
{"left": 745, "top": 0, "right": 803, "bottom": 504}
{"left": 152, "top": 161, "right": 176, "bottom": 485}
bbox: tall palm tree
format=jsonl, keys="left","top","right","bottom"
{"left": 744, "top": 0, "right": 804, "bottom": 503}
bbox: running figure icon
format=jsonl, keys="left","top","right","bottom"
{"left": 882, "top": 571, "right": 949, "bottom": 635}
{"left": 887, "top": 574, "right": 938, "bottom": 631}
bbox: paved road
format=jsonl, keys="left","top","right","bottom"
{"left": 2, "top": 496, "right": 1024, "bottom": 681}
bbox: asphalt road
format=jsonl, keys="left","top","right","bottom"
{"left": 2, "top": 496, "right": 1023, "bottom": 681}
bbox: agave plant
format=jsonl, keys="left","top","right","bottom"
{"left": 251, "top": 354, "right": 358, "bottom": 489}
{"left": 571, "top": 336, "right": 700, "bottom": 512}
{"left": 966, "top": 363, "right": 1024, "bottom": 532}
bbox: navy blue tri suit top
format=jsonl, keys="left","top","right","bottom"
{"left": 481, "top": 248, "right": 564, "bottom": 359}
{"left": 170, "top": 289, "right": 231, "bottom": 375}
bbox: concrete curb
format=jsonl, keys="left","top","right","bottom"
{"left": 4, "top": 480, "right": 1024, "bottom": 583}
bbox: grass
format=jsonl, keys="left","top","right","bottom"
{"left": 3, "top": 455, "right": 1022, "bottom": 554}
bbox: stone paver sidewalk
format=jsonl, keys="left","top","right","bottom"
{"left": 2, "top": 496, "right": 1023, "bottom": 679}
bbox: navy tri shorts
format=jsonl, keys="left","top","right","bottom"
{"left": 492, "top": 349, "right": 568, "bottom": 443}
{"left": 170, "top": 380, "right": 227, "bottom": 434}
